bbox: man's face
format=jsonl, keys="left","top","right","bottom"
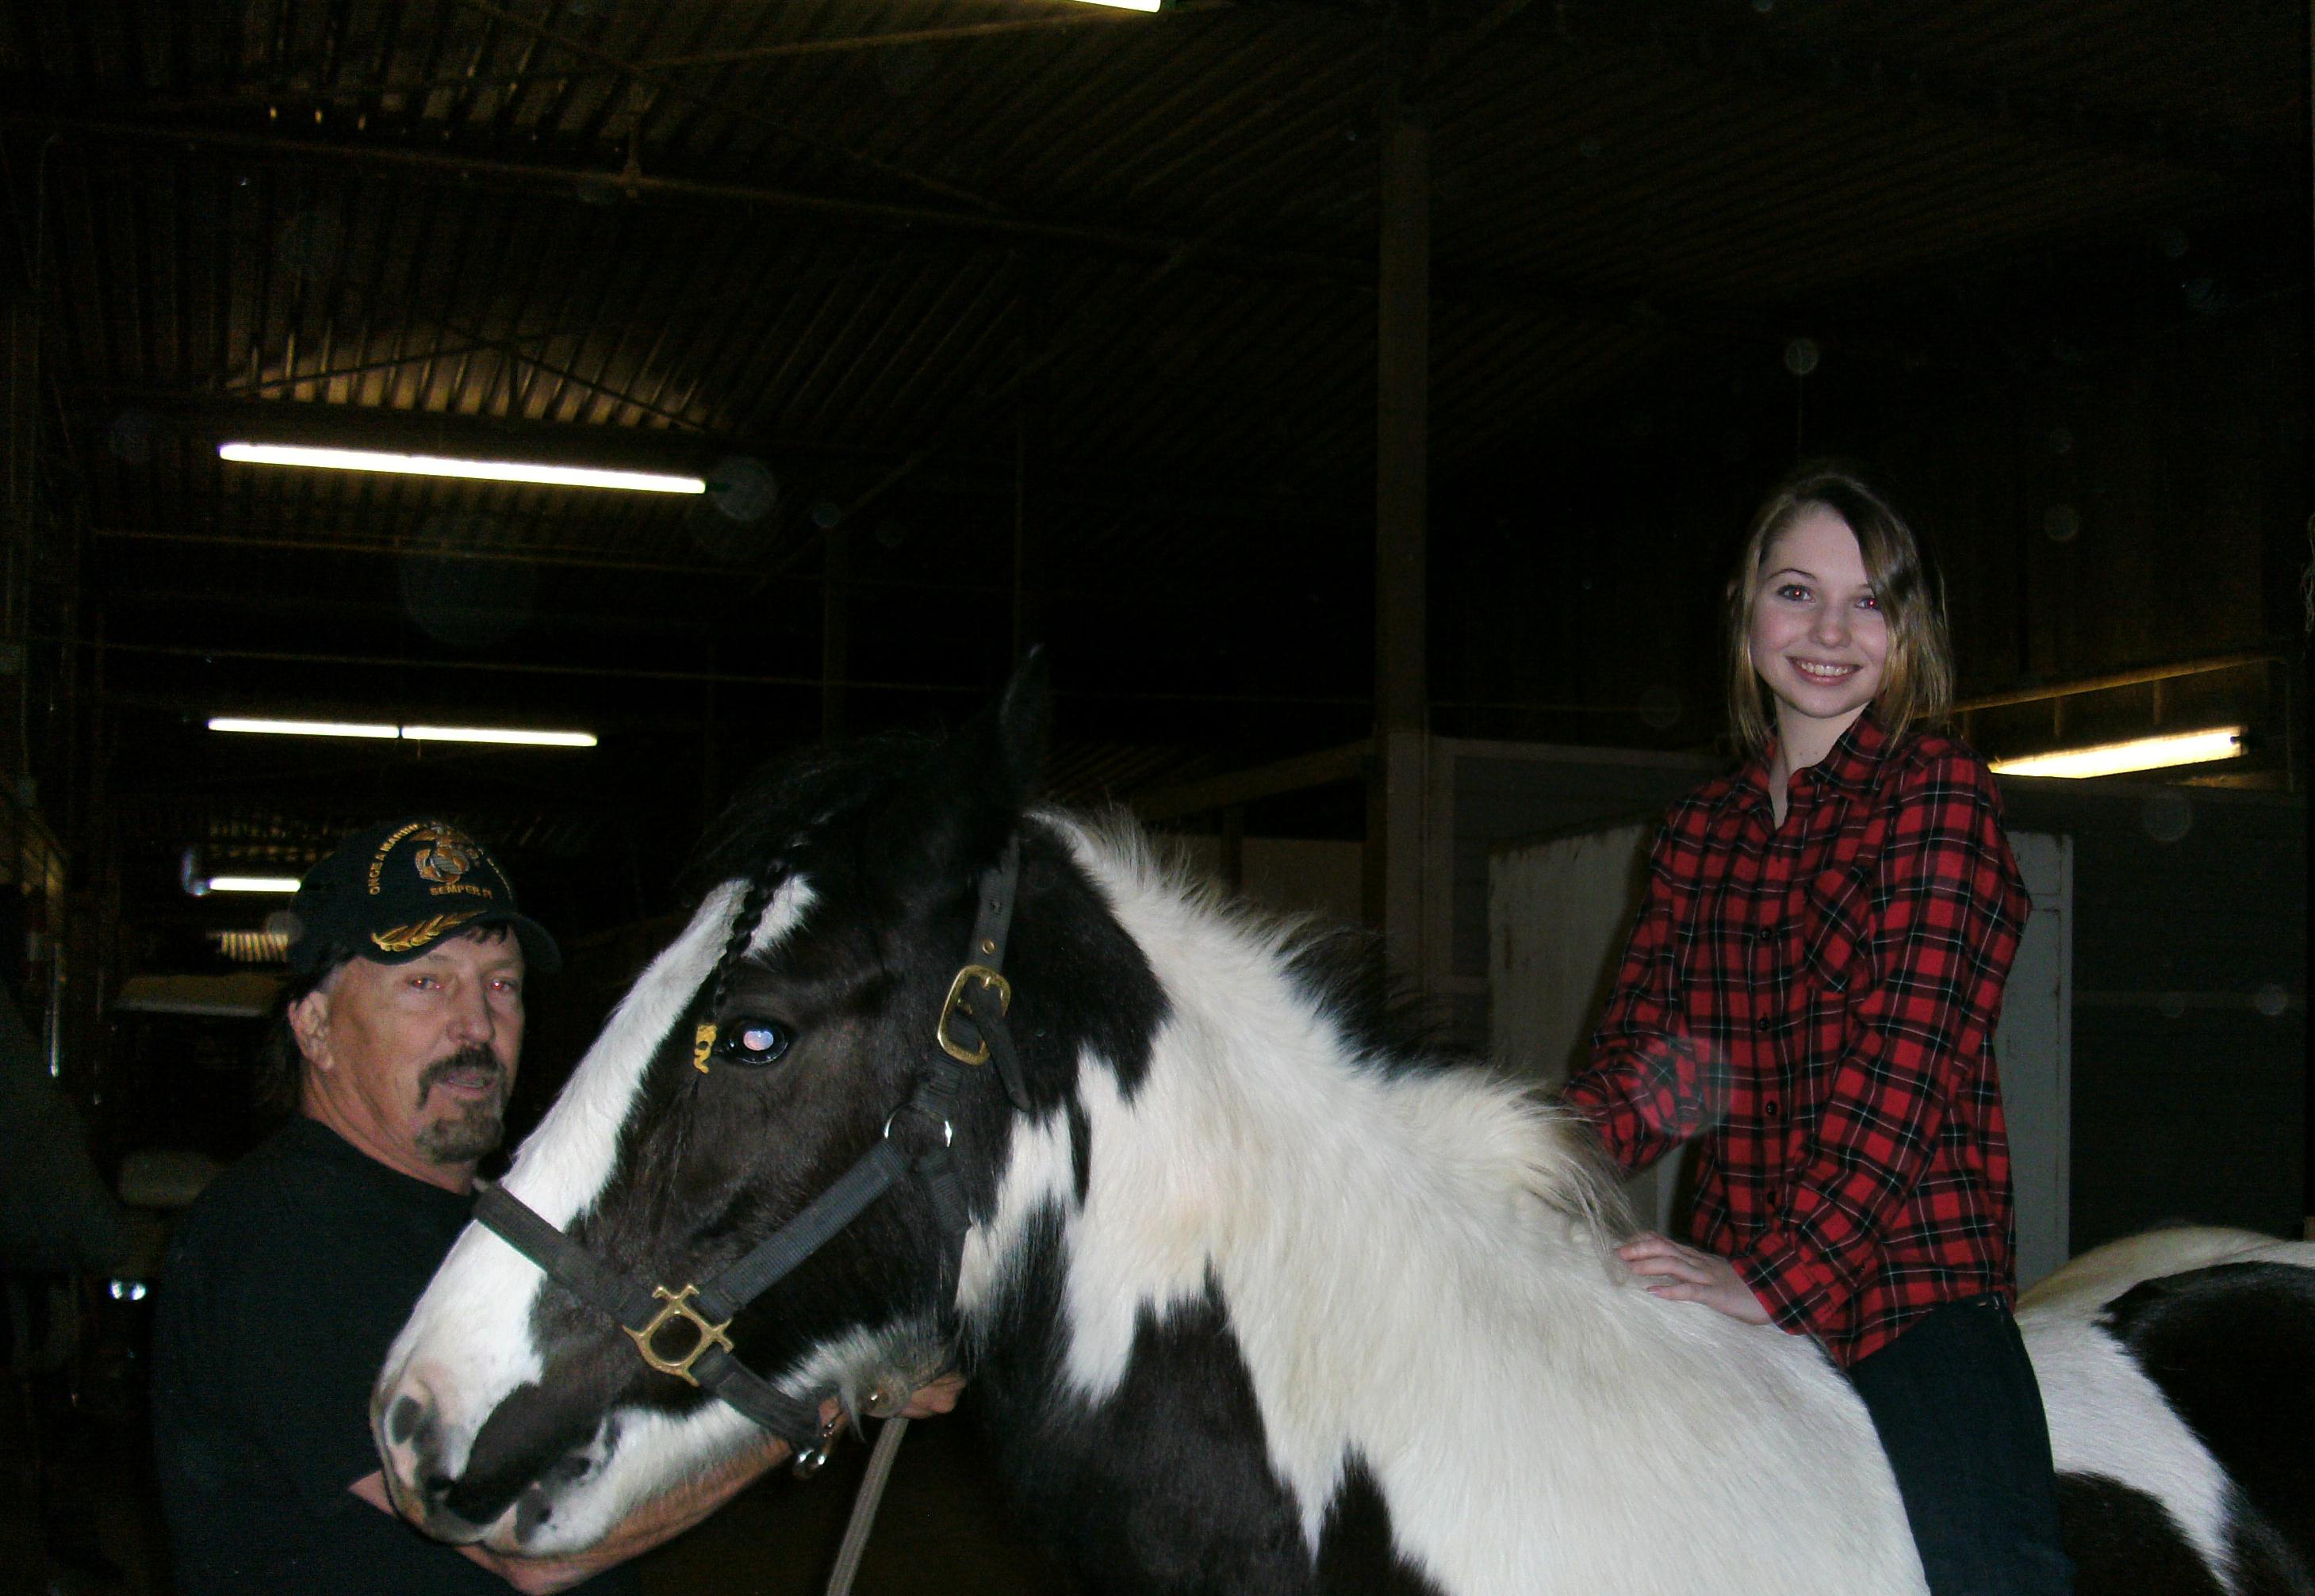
{"left": 292, "top": 931, "right": 526, "bottom": 1191}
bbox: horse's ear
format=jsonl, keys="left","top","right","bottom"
{"left": 865, "top": 652, "right": 1049, "bottom": 895}
{"left": 942, "top": 648, "right": 1050, "bottom": 818}
{"left": 988, "top": 648, "right": 1051, "bottom": 804}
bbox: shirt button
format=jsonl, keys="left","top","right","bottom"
{"left": 1765, "top": 1099, "right": 1780, "bottom": 1117}
{"left": 1754, "top": 1014, "right": 1772, "bottom": 1032}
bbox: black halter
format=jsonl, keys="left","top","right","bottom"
{"left": 473, "top": 837, "right": 1031, "bottom": 1460}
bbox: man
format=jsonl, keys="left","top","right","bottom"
{"left": 151, "top": 817, "right": 786, "bottom": 1594}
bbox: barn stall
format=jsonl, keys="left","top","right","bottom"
{"left": 0, "top": 2, "right": 2303, "bottom": 1590}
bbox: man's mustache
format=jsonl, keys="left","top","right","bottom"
{"left": 416, "top": 1044, "right": 508, "bottom": 1104}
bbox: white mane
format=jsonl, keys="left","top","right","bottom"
{"left": 955, "top": 813, "right": 1926, "bottom": 1596}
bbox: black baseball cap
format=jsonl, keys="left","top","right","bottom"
{"left": 285, "top": 817, "right": 562, "bottom": 977}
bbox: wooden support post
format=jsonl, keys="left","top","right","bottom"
{"left": 1369, "top": 78, "right": 1431, "bottom": 986}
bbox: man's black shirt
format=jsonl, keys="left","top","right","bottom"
{"left": 151, "top": 1115, "right": 642, "bottom": 1594}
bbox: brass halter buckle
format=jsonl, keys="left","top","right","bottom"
{"left": 936, "top": 965, "right": 1013, "bottom": 1065}
{"left": 626, "top": 1284, "right": 734, "bottom": 1386}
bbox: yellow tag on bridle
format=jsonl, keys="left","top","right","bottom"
{"left": 692, "top": 1021, "right": 717, "bottom": 1074}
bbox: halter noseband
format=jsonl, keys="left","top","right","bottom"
{"left": 472, "top": 836, "right": 1030, "bottom": 1464}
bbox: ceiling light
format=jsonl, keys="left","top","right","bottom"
{"left": 204, "top": 875, "right": 303, "bottom": 894}
{"left": 400, "top": 725, "right": 598, "bottom": 748}
{"left": 219, "top": 442, "right": 706, "bottom": 495}
{"left": 1990, "top": 726, "right": 2244, "bottom": 779}
{"left": 1071, "top": 0, "right": 1163, "bottom": 9}
{"left": 209, "top": 716, "right": 400, "bottom": 739}
{"left": 209, "top": 718, "right": 595, "bottom": 748}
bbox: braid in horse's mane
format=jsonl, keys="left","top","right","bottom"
{"left": 703, "top": 862, "right": 786, "bottom": 1014}
{"left": 686, "top": 728, "right": 953, "bottom": 1006}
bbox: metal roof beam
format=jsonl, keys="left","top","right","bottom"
{"left": 6, "top": 114, "right": 1854, "bottom": 356}
{"left": 1439, "top": 0, "right": 2298, "bottom": 189}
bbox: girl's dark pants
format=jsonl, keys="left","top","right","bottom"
{"left": 1845, "top": 1293, "right": 2075, "bottom": 1595}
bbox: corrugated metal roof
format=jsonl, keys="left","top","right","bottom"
{"left": 0, "top": 0, "right": 2302, "bottom": 932}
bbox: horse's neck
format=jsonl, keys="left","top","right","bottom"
{"left": 964, "top": 821, "right": 1625, "bottom": 1376}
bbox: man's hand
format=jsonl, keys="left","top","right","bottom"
{"left": 1617, "top": 1233, "right": 1772, "bottom": 1325}
{"left": 351, "top": 1375, "right": 967, "bottom": 1590}
{"left": 353, "top": 1441, "right": 780, "bottom": 1594}
{"left": 899, "top": 1371, "right": 965, "bottom": 1418}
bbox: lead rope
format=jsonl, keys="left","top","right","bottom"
{"left": 824, "top": 1414, "right": 911, "bottom": 1596}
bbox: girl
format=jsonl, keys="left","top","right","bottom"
{"left": 1562, "top": 465, "right": 2072, "bottom": 1595}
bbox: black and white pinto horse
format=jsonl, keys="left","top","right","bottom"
{"left": 375, "top": 682, "right": 2315, "bottom": 1594}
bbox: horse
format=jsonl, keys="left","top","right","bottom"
{"left": 372, "top": 673, "right": 2315, "bottom": 1594}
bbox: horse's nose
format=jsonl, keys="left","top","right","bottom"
{"left": 375, "top": 1380, "right": 492, "bottom": 1541}
{"left": 385, "top": 1391, "right": 427, "bottom": 1447}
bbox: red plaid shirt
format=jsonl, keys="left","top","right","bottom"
{"left": 1563, "top": 711, "right": 2028, "bottom": 1366}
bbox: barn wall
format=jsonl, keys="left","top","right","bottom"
{"left": 1999, "top": 779, "right": 2307, "bottom": 1250}
{"left": 1875, "top": 304, "right": 2308, "bottom": 691}
{"left": 1442, "top": 300, "right": 2307, "bottom": 760}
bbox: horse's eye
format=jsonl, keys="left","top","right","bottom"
{"left": 718, "top": 1019, "right": 792, "bottom": 1067}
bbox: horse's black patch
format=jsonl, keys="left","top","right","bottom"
{"left": 1282, "top": 925, "right": 1451, "bottom": 1078}
{"left": 2099, "top": 1261, "right": 2315, "bottom": 1583}
{"left": 1009, "top": 827, "right": 1168, "bottom": 1104}
{"left": 972, "top": 1206, "right": 1348, "bottom": 1594}
{"left": 2056, "top": 1474, "right": 2228, "bottom": 1596}
{"left": 1314, "top": 1456, "right": 1449, "bottom": 1596}
{"left": 1066, "top": 1092, "right": 1092, "bottom": 1208}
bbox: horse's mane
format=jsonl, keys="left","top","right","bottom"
{"left": 1047, "top": 808, "right": 1635, "bottom": 1255}
{"left": 691, "top": 747, "right": 1634, "bottom": 1253}
{"left": 686, "top": 729, "right": 944, "bottom": 893}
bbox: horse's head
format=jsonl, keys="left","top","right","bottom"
{"left": 370, "top": 667, "right": 1133, "bottom": 1552}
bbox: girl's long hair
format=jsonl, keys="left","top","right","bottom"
{"left": 1723, "top": 463, "right": 1954, "bottom": 760}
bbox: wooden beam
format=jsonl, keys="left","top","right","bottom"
{"left": 1370, "top": 69, "right": 1432, "bottom": 976}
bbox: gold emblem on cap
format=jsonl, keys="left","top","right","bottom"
{"left": 371, "top": 907, "right": 488, "bottom": 955}
{"left": 412, "top": 825, "right": 479, "bottom": 887}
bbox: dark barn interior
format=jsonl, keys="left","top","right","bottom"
{"left": 0, "top": 1, "right": 2306, "bottom": 1590}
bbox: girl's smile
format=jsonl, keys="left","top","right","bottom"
{"left": 1748, "top": 505, "right": 1889, "bottom": 771}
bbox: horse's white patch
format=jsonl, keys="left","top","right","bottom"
{"left": 2023, "top": 1309, "right": 2235, "bottom": 1586}
{"left": 956, "top": 818, "right": 1926, "bottom": 1596}
{"left": 2019, "top": 1233, "right": 2315, "bottom": 1593}
{"left": 487, "top": 1397, "right": 765, "bottom": 1556}
{"left": 956, "top": 1100, "right": 1075, "bottom": 1329}
{"left": 2023, "top": 1229, "right": 2315, "bottom": 1319}
{"left": 376, "top": 877, "right": 813, "bottom": 1510}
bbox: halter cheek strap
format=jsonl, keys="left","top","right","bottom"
{"left": 471, "top": 836, "right": 1025, "bottom": 1456}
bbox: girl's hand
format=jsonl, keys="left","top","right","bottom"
{"left": 1617, "top": 1233, "right": 1772, "bottom": 1325}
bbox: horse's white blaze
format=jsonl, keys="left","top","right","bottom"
{"left": 990, "top": 821, "right": 1926, "bottom": 1595}
{"left": 374, "top": 878, "right": 814, "bottom": 1538}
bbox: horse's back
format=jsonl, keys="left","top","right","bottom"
{"left": 2022, "top": 1227, "right": 2315, "bottom": 1594}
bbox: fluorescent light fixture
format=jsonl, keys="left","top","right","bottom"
{"left": 401, "top": 725, "right": 598, "bottom": 748}
{"left": 204, "top": 875, "right": 303, "bottom": 894}
{"left": 1071, "top": 0, "right": 1163, "bottom": 9}
{"left": 209, "top": 716, "right": 400, "bottom": 739}
{"left": 210, "top": 717, "right": 595, "bottom": 748}
{"left": 219, "top": 442, "right": 706, "bottom": 496}
{"left": 1991, "top": 726, "right": 2244, "bottom": 779}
